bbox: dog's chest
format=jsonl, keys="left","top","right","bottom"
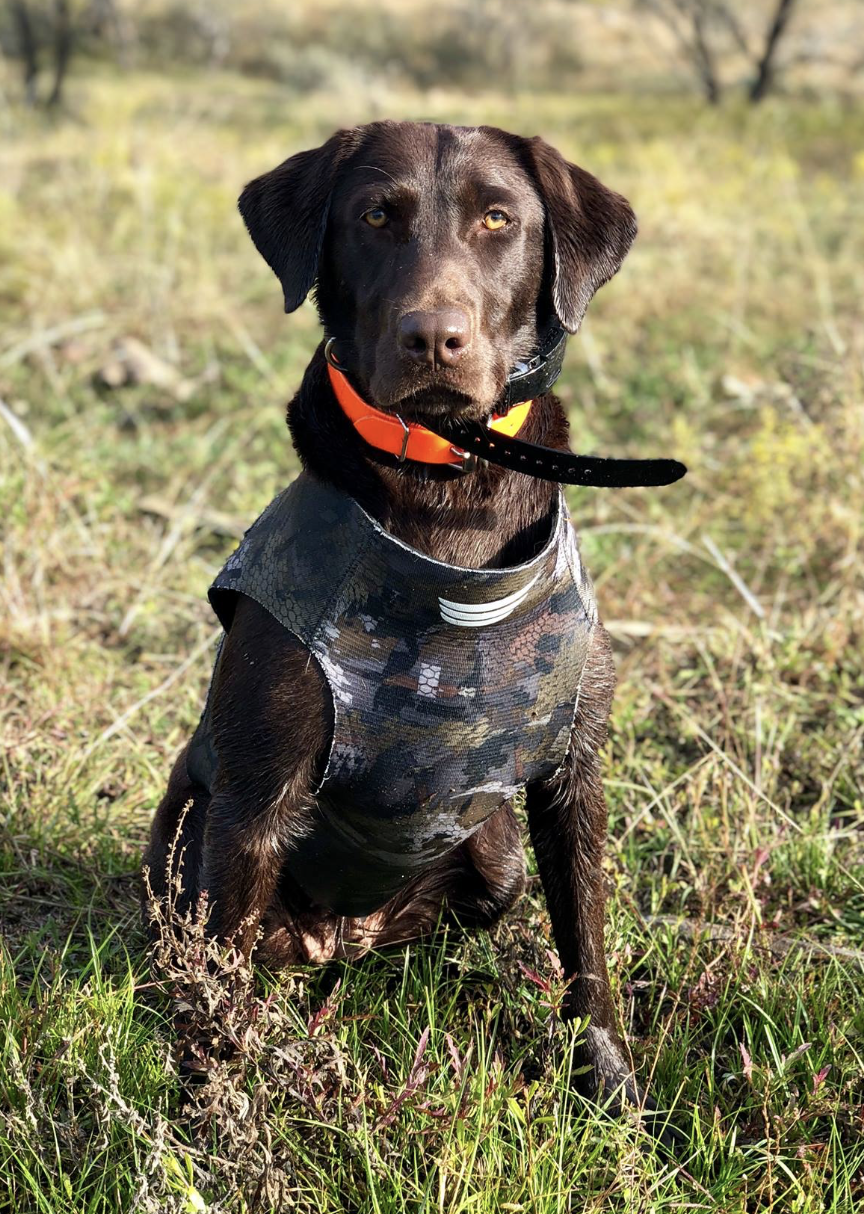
{"left": 204, "top": 473, "right": 598, "bottom": 916}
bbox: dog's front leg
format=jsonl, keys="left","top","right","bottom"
{"left": 199, "top": 786, "right": 298, "bottom": 957}
{"left": 525, "top": 627, "right": 637, "bottom": 1104}
{"left": 526, "top": 630, "right": 682, "bottom": 1149}
{"left": 197, "top": 596, "right": 331, "bottom": 958}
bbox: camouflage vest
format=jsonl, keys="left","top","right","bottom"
{"left": 188, "top": 472, "right": 598, "bottom": 917}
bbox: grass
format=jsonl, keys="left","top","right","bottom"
{"left": 1, "top": 62, "right": 863, "bottom": 1212}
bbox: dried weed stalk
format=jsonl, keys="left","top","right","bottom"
{"left": 140, "top": 802, "right": 361, "bottom": 1210}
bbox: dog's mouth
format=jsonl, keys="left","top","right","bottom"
{"left": 389, "top": 385, "right": 479, "bottom": 422}
{"left": 338, "top": 339, "right": 507, "bottom": 425}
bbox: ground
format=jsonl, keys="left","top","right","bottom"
{"left": 1, "top": 67, "right": 863, "bottom": 1212}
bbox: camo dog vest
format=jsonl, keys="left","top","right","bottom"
{"left": 187, "top": 472, "right": 598, "bottom": 917}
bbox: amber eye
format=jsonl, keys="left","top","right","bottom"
{"left": 483, "top": 210, "right": 509, "bottom": 230}
{"left": 363, "top": 207, "right": 388, "bottom": 228}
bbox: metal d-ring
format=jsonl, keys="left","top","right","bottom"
{"left": 395, "top": 414, "right": 410, "bottom": 461}
{"left": 449, "top": 445, "right": 478, "bottom": 473}
{"left": 324, "top": 337, "right": 341, "bottom": 368}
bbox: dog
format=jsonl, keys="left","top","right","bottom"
{"left": 144, "top": 120, "right": 671, "bottom": 1132}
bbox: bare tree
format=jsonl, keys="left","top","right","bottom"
{"left": 4, "top": 0, "right": 129, "bottom": 107}
{"left": 749, "top": 0, "right": 798, "bottom": 101}
{"left": 45, "top": 0, "right": 72, "bottom": 107}
{"left": 9, "top": 1, "right": 39, "bottom": 105}
{"left": 638, "top": 0, "right": 801, "bottom": 104}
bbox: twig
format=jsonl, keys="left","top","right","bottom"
{"left": 0, "top": 396, "right": 33, "bottom": 447}
{"left": 0, "top": 311, "right": 106, "bottom": 368}
{"left": 702, "top": 533, "right": 765, "bottom": 619}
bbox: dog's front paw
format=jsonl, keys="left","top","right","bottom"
{"left": 573, "top": 1023, "right": 685, "bottom": 1154}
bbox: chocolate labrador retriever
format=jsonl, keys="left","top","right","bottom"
{"left": 145, "top": 120, "right": 672, "bottom": 1133}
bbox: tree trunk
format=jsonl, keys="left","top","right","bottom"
{"left": 692, "top": 8, "right": 722, "bottom": 105}
{"left": 11, "top": 1, "right": 39, "bottom": 106}
{"left": 47, "top": 0, "right": 73, "bottom": 108}
{"left": 749, "top": 0, "right": 798, "bottom": 103}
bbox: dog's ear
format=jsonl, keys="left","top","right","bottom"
{"left": 238, "top": 129, "right": 360, "bottom": 313}
{"left": 517, "top": 136, "right": 637, "bottom": 333}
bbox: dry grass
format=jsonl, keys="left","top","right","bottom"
{"left": 1, "top": 60, "right": 863, "bottom": 1212}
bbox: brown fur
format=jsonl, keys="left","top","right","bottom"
{"left": 144, "top": 121, "right": 676, "bottom": 1136}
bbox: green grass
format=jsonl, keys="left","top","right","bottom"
{"left": 1, "top": 64, "right": 863, "bottom": 1212}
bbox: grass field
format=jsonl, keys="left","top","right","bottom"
{"left": 1, "top": 65, "right": 864, "bottom": 1212}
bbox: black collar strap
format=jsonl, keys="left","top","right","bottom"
{"left": 436, "top": 415, "right": 687, "bottom": 487}
{"left": 493, "top": 322, "right": 685, "bottom": 485}
{"left": 500, "top": 322, "right": 568, "bottom": 410}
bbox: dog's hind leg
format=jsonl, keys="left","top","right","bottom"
{"left": 337, "top": 804, "right": 527, "bottom": 957}
{"left": 253, "top": 802, "right": 526, "bottom": 965}
{"left": 445, "top": 803, "right": 527, "bottom": 929}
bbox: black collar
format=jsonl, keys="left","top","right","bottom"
{"left": 500, "top": 322, "right": 568, "bottom": 411}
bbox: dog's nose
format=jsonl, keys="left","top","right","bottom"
{"left": 397, "top": 309, "right": 471, "bottom": 367}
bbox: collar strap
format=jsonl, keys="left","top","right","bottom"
{"left": 500, "top": 322, "right": 568, "bottom": 410}
{"left": 327, "top": 359, "right": 532, "bottom": 469}
{"left": 325, "top": 341, "right": 688, "bottom": 488}
{"left": 434, "top": 416, "right": 688, "bottom": 487}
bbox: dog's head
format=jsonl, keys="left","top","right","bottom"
{"left": 240, "top": 121, "right": 635, "bottom": 422}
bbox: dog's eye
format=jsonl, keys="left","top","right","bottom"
{"left": 363, "top": 208, "right": 389, "bottom": 228}
{"left": 483, "top": 210, "right": 509, "bottom": 231}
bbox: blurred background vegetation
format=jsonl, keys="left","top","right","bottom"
{"left": 2, "top": 0, "right": 864, "bottom": 103}
{"left": 3, "top": 0, "right": 863, "bottom": 104}
{"left": 1, "top": 2, "right": 863, "bottom": 1212}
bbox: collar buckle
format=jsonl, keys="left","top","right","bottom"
{"left": 449, "top": 446, "right": 478, "bottom": 474}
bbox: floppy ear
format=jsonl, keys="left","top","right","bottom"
{"left": 238, "top": 128, "right": 360, "bottom": 313}
{"left": 519, "top": 136, "right": 637, "bottom": 333}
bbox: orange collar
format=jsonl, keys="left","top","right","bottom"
{"left": 327, "top": 362, "right": 532, "bottom": 468}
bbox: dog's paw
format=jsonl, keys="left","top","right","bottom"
{"left": 573, "top": 1024, "right": 686, "bottom": 1155}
